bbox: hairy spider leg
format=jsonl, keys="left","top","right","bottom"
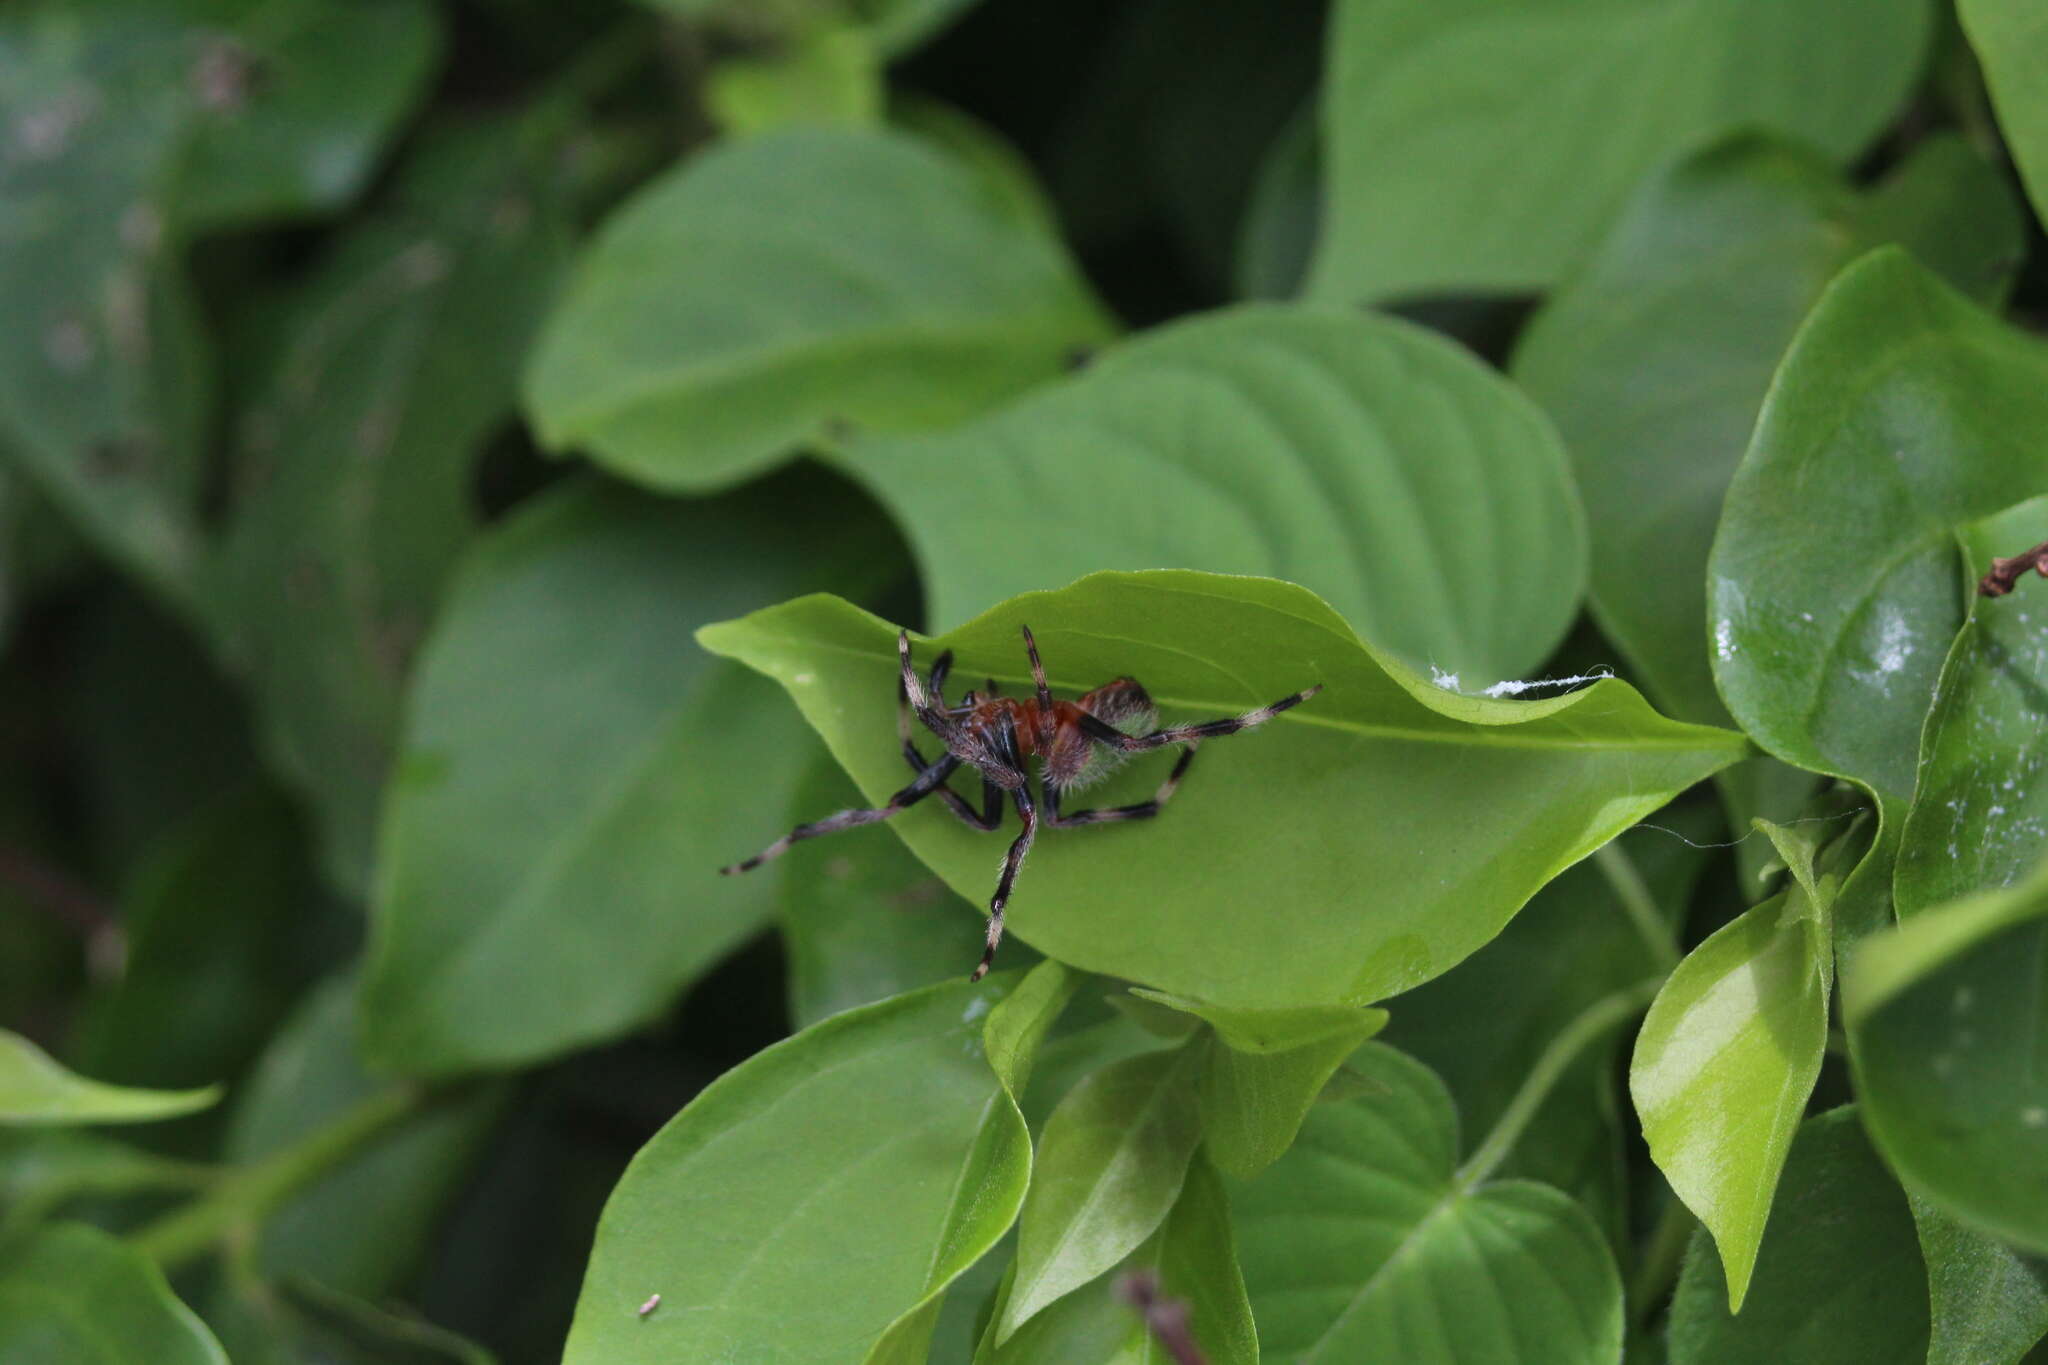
{"left": 973, "top": 712, "right": 1036, "bottom": 982}
{"left": 720, "top": 752, "right": 966, "bottom": 874}
{"left": 897, "top": 650, "right": 1002, "bottom": 830}
{"left": 1077, "top": 684, "right": 1323, "bottom": 752}
{"left": 1021, "top": 624, "right": 1056, "bottom": 721}
{"left": 1045, "top": 744, "right": 1197, "bottom": 827}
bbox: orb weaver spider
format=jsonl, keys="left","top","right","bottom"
{"left": 721, "top": 625, "right": 1322, "bottom": 981}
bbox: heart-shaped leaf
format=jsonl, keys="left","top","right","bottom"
{"left": 362, "top": 472, "right": 906, "bottom": 1076}
{"left": 0, "top": 1222, "right": 226, "bottom": 1363}
{"left": 0, "top": 1032, "right": 218, "bottom": 1126}
{"left": 699, "top": 571, "right": 1745, "bottom": 1011}
{"left": 525, "top": 125, "right": 1115, "bottom": 492}
{"left": 562, "top": 976, "right": 1037, "bottom": 1365}
{"left": 1844, "top": 856, "right": 2048, "bottom": 1255}
{"left": 835, "top": 304, "right": 1585, "bottom": 682}
{"left": 1514, "top": 132, "right": 2020, "bottom": 728}
{"left": 1310, "top": 0, "right": 1933, "bottom": 301}
{"left": 1232, "top": 1042, "right": 1623, "bottom": 1363}
{"left": 1668, "top": 1108, "right": 1928, "bottom": 1364}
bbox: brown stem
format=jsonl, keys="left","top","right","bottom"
{"left": 1116, "top": 1271, "right": 1209, "bottom": 1365}
{"left": 1979, "top": 538, "right": 2048, "bottom": 597}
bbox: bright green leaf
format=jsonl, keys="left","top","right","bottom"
{"left": 1959, "top": 0, "right": 2048, "bottom": 229}
{"left": 525, "top": 126, "right": 1115, "bottom": 492}
{"left": 562, "top": 977, "right": 1035, "bottom": 1365}
{"left": 176, "top": 0, "right": 442, "bottom": 228}
{"left": 1514, "top": 132, "right": 2021, "bottom": 729}
{"left": 0, "top": 1031, "right": 218, "bottom": 1126}
{"left": 699, "top": 571, "right": 1745, "bottom": 1012}
{"left": 1668, "top": 1108, "right": 1927, "bottom": 1364}
{"left": 0, "top": 6, "right": 212, "bottom": 605}
{"left": 1234, "top": 1042, "right": 1623, "bottom": 1362}
{"left": 983, "top": 960, "right": 1081, "bottom": 1100}
{"left": 705, "top": 26, "right": 881, "bottom": 136}
{"left": 838, "top": 304, "right": 1586, "bottom": 681}
{"left": 999, "top": 1040, "right": 1205, "bottom": 1340}
{"left": 0, "top": 1222, "right": 226, "bottom": 1364}
{"left": 362, "top": 472, "right": 904, "bottom": 1076}
{"left": 1845, "top": 856, "right": 2048, "bottom": 1255}
{"left": 1629, "top": 838, "right": 1843, "bottom": 1310}
{"left": 208, "top": 117, "right": 574, "bottom": 895}
{"left": 1311, "top": 0, "right": 1934, "bottom": 301}
{"left": 223, "top": 976, "right": 503, "bottom": 1299}
{"left": 979, "top": 1154, "right": 1256, "bottom": 1365}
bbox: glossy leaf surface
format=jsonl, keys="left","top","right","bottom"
{"left": 0, "top": 1222, "right": 226, "bottom": 1364}
{"left": 525, "top": 126, "right": 1114, "bottom": 492}
{"left": 1310, "top": 0, "right": 1932, "bottom": 301}
{"left": 1669, "top": 1108, "right": 1927, "bottom": 1364}
{"left": 1233, "top": 1043, "right": 1622, "bottom": 1363}
{"left": 840, "top": 305, "right": 1585, "bottom": 681}
{"left": 1960, "top": 0, "right": 2048, "bottom": 228}
{"left": 1514, "top": 133, "right": 2020, "bottom": 727}
{"left": 363, "top": 473, "right": 903, "bottom": 1076}
{"left": 701, "top": 571, "right": 1744, "bottom": 1011}
{"left": 563, "top": 977, "right": 1034, "bottom": 1365}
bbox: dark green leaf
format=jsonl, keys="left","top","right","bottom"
{"left": 1844, "top": 857, "right": 2048, "bottom": 1255}
{"left": 562, "top": 976, "right": 1035, "bottom": 1364}
{"left": 699, "top": 571, "right": 1744, "bottom": 1012}
{"left": 0, "top": 1032, "right": 218, "bottom": 1126}
{"left": 1233, "top": 1042, "right": 1623, "bottom": 1362}
{"left": 999, "top": 1040, "right": 1205, "bottom": 1339}
{"left": 1311, "top": 0, "right": 1934, "bottom": 301}
{"left": 176, "top": 0, "right": 441, "bottom": 228}
{"left": 0, "top": 1129, "right": 210, "bottom": 1241}
{"left": 223, "top": 975, "right": 503, "bottom": 1299}
{"left": 209, "top": 116, "right": 574, "bottom": 895}
{"left": 1234, "top": 100, "right": 1317, "bottom": 300}
{"left": 1668, "top": 1108, "right": 1927, "bottom": 1365}
{"left": 210, "top": 1274, "right": 496, "bottom": 1365}
{"left": 1514, "top": 132, "right": 2021, "bottom": 729}
{"left": 1913, "top": 1197, "right": 2048, "bottom": 1365}
{"left": 0, "top": 1222, "right": 225, "bottom": 1363}
{"left": 837, "top": 304, "right": 1586, "bottom": 681}
{"left": 525, "top": 126, "right": 1115, "bottom": 492}
{"left": 362, "top": 472, "right": 903, "bottom": 1076}
{"left": 0, "top": 7, "right": 211, "bottom": 604}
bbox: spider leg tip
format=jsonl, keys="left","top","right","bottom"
{"left": 968, "top": 962, "right": 990, "bottom": 983}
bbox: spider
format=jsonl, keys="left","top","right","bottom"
{"left": 721, "top": 625, "right": 1322, "bottom": 981}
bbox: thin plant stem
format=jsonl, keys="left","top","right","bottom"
{"left": 1455, "top": 976, "right": 1664, "bottom": 1192}
{"left": 1594, "top": 841, "right": 1679, "bottom": 971}
{"left": 1628, "top": 1194, "right": 1698, "bottom": 1333}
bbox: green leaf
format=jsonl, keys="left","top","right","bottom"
{"left": 1233, "top": 1042, "right": 1623, "bottom": 1362}
{"left": 643, "top": 0, "right": 977, "bottom": 57}
{"left": 1710, "top": 246, "right": 2048, "bottom": 826}
{"left": 1959, "top": 0, "right": 2048, "bottom": 229}
{"left": 704, "top": 25, "right": 882, "bottom": 136}
{"left": 999, "top": 1040, "right": 1206, "bottom": 1340}
{"left": 0, "top": 1129, "right": 210, "bottom": 1241}
{"left": 1310, "top": 0, "right": 1934, "bottom": 301}
{"left": 223, "top": 975, "right": 503, "bottom": 1299}
{"left": 0, "top": 6, "right": 212, "bottom": 605}
{"left": 1844, "top": 856, "right": 2048, "bottom": 1255}
{"left": 978, "top": 1154, "right": 1256, "bottom": 1365}
{"left": 1896, "top": 498, "right": 2048, "bottom": 915}
{"left": 837, "top": 304, "right": 1586, "bottom": 681}
{"left": 699, "top": 571, "right": 1745, "bottom": 1011}
{"left": 1913, "top": 1197, "right": 2048, "bottom": 1365}
{"left": 0, "top": 1031, "right": 218, "bottom": 1126}
{"left": 1514, "top": 132, "right": 2021, "bottom": 729}
{"left": 176, "top": 0, "right": 442, "bottom": 228}
{"left": 562, "top": 976, "right": 1035, "bottom": 1365}
{"left": 362, "top": 471, "right": 904, "bottom": 1076}
{"left": 209, "top": 116, "right": 574, "bottom": 896}
{"left": 1234, "top": 100, "right": 1317, "bottom": 300}
{"left": 0, "top": 1222, "right": 226, "bottom": 1364}
{"left": 211, "top": 1274, "right": 496, "bottom": 1365}
{"left": 1668, "top": 1108, "right": 1928, "bottom": 1365}
{"left": 1629, "top": 829, "right": 1845, "bottom": 1310}
{"left": 525, "top": 126, "right": 1115, "bottom": 492}
{"left": 1386, "top": 825, "right": 1711, "bottom": 1247}
{"left": 779, "top": 755, "right": 999, "bottom": 1029}
{"left": 1130, "top": 990, "right": 1389, "bottom": 1180}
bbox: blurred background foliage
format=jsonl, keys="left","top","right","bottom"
{"left": 0, "top": 0, "right": 2043, "bottom": 1361}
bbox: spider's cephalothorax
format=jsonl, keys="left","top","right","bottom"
{"left": 721, "top": 626, "right": 1322, "bottom": 981}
